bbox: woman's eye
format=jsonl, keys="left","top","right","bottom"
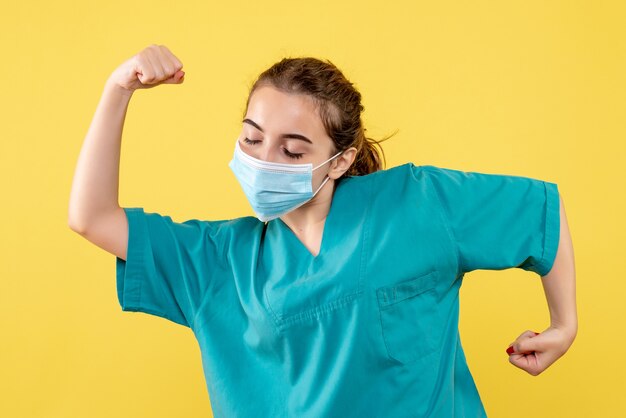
{"left": 283, "top": 148, "right": 304, "bottom": 159}
{"left": 242, "top": 137, "right": 303, "bottom": 159}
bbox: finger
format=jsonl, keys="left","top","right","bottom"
{"left": 162, "top": 70, "right": 185, "bottom": 84}
{"left": 160, "top": 46, "right": 184, "bottom": 71}
{"left": 144, "top": 46, "right": 166, "bottom": 84}
{"left": 128, "top": 55, "right": 144, "bottom": 84}
{"left": 507, "top": 330, "right": 541, "bottom": 354}
{"left": 139, "top": 47, "right": 157, "bottom": 83}
{"left": 516, "top": 329, "right": 539, "bottom": 340}
{"left": 509, "top": 352, "right": 538, "bottom": 367}
{"left": 153, "top": 46, "right": 183, "bottom": 84}
{"left": 155, "top": 46, "right": 178, "bottom": 78}
{"left": 516, "top": 333, "right": 544, "bottom": 354}
{"left": 508, "top": 351, "right": 542, "bottom": 376}
{"left": 507, "top": 330, "right": 533, "bottom": 349}
{"left": 132, "top": 54, "right": 151, "bottom": 85}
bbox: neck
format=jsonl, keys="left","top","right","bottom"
{"left": 279, "top": 178, "right": 336, "bottom": 233}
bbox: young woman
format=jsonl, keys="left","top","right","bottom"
{"left": 69, "top": 44, "right": 577, "bottom": 417}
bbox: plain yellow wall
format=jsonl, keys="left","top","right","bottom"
{"left": 1, "top": 1, "right": 624, "bottom": 417}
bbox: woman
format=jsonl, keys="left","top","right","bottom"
{"left": 69, "top": 45, "right": 577, "bottom": 417}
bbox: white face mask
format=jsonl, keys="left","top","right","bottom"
{"left": 228, "top": 139, "right": 344, "bottom": 222}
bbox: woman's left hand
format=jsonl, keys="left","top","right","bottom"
{"left": 505, "top": 326, "right": 576, "bottom": 375}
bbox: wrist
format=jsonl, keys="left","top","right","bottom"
{"left": 549, "top": 321, "right": 578, "bottom": 340}
{"left": 104, "top": 78, "right": 135, "bottom": 99}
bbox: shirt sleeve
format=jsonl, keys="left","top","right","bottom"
{"left": 417, "top": 164, "right": 560, "bottom": 276}
{"left": 115, "top": 207, "right": 230, "bottom": 329}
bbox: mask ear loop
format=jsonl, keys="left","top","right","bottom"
{"left": 312, "top": 176, "right": 332, "bottom": 197}
{"left": 266, "top": 150, "right": 344, "bottom": 222}
{"left": 312, "top": 149, "right": 344, "bottom": 171}
{"left": 311, "top": 149, "right": 345, "bottom": 197}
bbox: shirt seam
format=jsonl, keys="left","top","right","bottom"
{"left": 419, "top": 166, "right": 463, "bottom": 278}
{"left": 192, "top": 222, "right": 234, "bottom": 331}
{"left": 128, "top": 207, "right": 191, "bottom": 328}
{"left": 358, "top": 171, "right": 375, "bottom": 294}
{"left": 532, "top": 181, "right": 560, "bottom": 276}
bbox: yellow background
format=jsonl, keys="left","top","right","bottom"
{"left": 1, "top": 1, "right": 624, "bottom": 416}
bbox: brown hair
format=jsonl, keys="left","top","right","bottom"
{"left": 242, "top": 57, "right": 397, "bottom": 177}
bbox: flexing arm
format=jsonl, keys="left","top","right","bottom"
{"left": 67, "top": 80, "right": 131, "bottom": 231}
{"left": 507, "top": 194, "right": 578, "bottom": 375}
{"left": 68, "top": 44, "right": 185, "bottom": 260}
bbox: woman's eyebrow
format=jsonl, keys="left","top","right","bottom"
{"left": 242, "top": 118, "right": 313, "bottom": 144}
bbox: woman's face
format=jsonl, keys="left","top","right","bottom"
{"left": 238, "top": 85, "right": 338, "bottom": 167}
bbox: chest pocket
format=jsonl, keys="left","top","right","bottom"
{"left": 376, "top": 270, "right": 440, "bottom": 364}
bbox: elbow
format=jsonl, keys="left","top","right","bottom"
{"left": 68, "top": 205, "right": 85, "bottom": 234}
{"left": 68, "top": 217, "right": 87, "bottom": 235}
{"left": 68, "top": 206, "right": 91, "bottom": 234}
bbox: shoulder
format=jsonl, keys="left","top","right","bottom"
{"left": 407, "top": 163, "right": 511, "bottom": 190}
{"left": 343, "top": 163, "right": 492, "bottom": 207}
{"left": 184, "top": 215, "right": 266, "bottom": 263}
{"left": 343, "top": 162, "right": 463, "bottom": 190}
{"left": 408, "top": 163, "right": 471, "bottom": 182}
{"left": 195, "top": 215, "right": 265, "bottom": 238}
{"left": 334, "top": 163, "right": 443, "bottom": 208}
{"left": 338, "top": 163, "right": 420, "bottom": 189}
{"left": 133, "top": 208, "right": 265, "bottom": 242}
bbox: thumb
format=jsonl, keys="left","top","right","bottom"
{"left": 162, "top": 70, "right": 185, "bottom": 84}
{"left": 511, "top": 332, "right": 542, "bottom": 354}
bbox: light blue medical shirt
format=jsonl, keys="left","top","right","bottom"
{"left": 116, "top": 163, "right": 560, "bottom": 417}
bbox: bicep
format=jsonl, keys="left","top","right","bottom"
{"left": 114, "top": 207, "right": 231, "bottom": 328}
{"left": 543, "top": 194, "right": 575, "bottom": 278}
{"left": 78, "top": 207, "right": 129, "bottom": 261}
{"left": 423, "top": 165, "right": 561, "bottom": 275}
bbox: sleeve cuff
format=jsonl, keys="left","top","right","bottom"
{"left": 116, "top": 207, "right": 147, "bottom": 311}
{"left": 533, "top": 181, "right": 561, "bottom": 276}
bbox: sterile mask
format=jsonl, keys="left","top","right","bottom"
{"left": 228, "top": 139, "right": 344, "bottom": 222}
